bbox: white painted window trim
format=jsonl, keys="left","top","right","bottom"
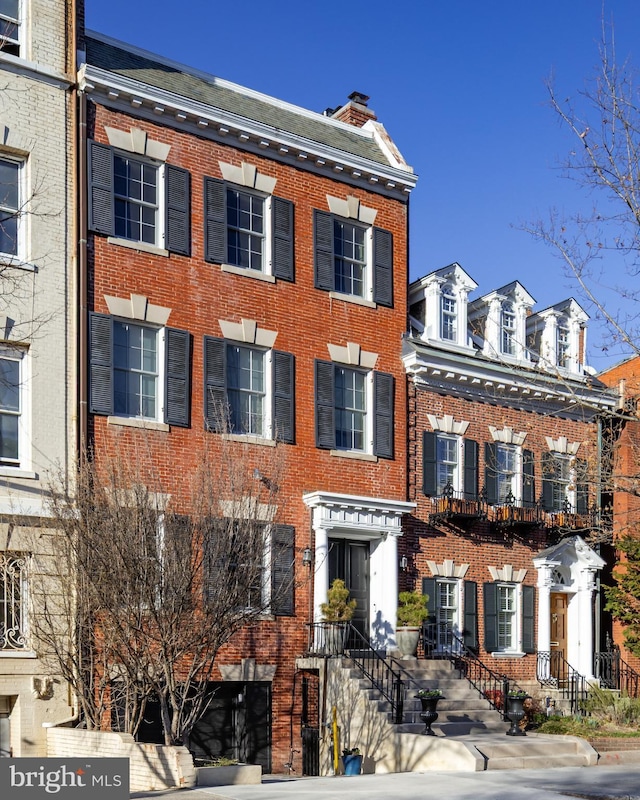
{"left": 111, "top": 151, "right": 166, "bottom": 250}
{"left": 0, "top": 345, "right": 30, "bottom": 471}
{"left": 332, "top": 365, "right": 373, "bottom": 456}
{"left": 492, "top": 581, "right": 525, "bottom": 657}
{"left": 112, "top": 321, "right": 166, "bottom": 425}
{"left": 0, "top": 153, "right": 26, "bottom": 264}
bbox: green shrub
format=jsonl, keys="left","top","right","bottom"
{"left": 397, "top": 591, "right": 429, "bottom": 627}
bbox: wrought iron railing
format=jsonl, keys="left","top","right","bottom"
{"left": 429, "top": 484, "right": 487, "bottom": 523}
{"left": 422, "top": 622, "right": 525, "bottom": 717}
{"left": 537, "top": 650, "right": 588, "bottom": 714}
{"left": 305, "top": 622, "right": 405, "bottom": 724}
{"left": 491, "top": 492, "right": 543, "bottom": 528}
{"left": 594, "top": 640, "right": 640, "bottom": 698}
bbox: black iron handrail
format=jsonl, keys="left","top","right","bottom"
{"left": 594, "top": 645, "right": 640, "bottom": 698}
{"left": 537, "top": 650, "right": 588, "bottom": 714}
{"left": 304, "top": 622, "right": 405, "bottom": 724}
{"left": 429, "top": 484, "right": 487, "bottom": 523}
{"left": 422, "top": 622, "right": 526, "bottom": 718}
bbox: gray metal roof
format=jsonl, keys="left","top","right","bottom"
{"left": 85, "top": 36, "right": 393, "bottom": 167}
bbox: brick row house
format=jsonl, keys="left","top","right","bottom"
{"left": 0, "top": 0, "right": 77, "bottom": 756}
{"left": 78, "top": 31, "right": 416, "bottom": 771}
{"left": 402, "top": 263, "right": 616, "bottom": 684}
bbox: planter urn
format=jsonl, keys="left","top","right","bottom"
{"left": 505, "top": 695, "right": 528, "bottom": 736}
{"left": 416, "top": 694, "right": 442, "bottom": 736}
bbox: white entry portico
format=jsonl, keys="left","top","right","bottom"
{"left": 303, "top": 491, "right": 415, "bottom": 650}
{"left": 533, "top": 535, "right": 605, "bottom": 681}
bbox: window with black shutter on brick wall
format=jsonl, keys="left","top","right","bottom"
{"left": 315, "top": 360, "right": 393, "bottom": 458}
{"left": 89, "top": 312, "right": 191, "bottom": 428}
{"left": 88, "top": 140, "right": 191, "bottom": 255}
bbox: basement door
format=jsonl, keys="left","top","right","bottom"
{"left": 328, "top": 539, "right": 369, "bottom": 638}
{"left": 188, "top": 682, "right": 272, "bottom": 772}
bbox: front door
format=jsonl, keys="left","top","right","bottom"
{"left": 328, "top": 539, "right": 369, "bottom": 638}
{"left": 550, "top": 592, "right": 568, "bottom": 681}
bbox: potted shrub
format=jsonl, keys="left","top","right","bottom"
{"left": 341, "top": 747, "right": 362, "bottom": 775}
{"left": 415, "top": 689, "right": 443, "bottom": 736}
{"left": 320, "top": 579, "right": 356, "bottom": 654}
{"left": 396, "top": 590, "right": 429, "bottom": 657}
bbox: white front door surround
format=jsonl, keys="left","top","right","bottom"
{"left": 303, "top": 491, "right": 415, "bottom": 650}
{"left": 533, "top": 536, "right": 604, "bottom": 680}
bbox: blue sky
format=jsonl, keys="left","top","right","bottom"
{"left": 85, "top": 1, "right": 640, "bottom": 371}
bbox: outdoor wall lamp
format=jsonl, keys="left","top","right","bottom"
{"left": 399, "top": 555, "right": 408, "bottom": 571}
{"left": 302, "top": 547, "right": 313, "bottom": 567}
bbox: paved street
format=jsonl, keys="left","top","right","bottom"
{"left": 132, "top": 765, "right": 640, "bottom": 800}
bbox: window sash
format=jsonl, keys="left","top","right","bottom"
{"left": 501, "top": 305, "right": 516, "bottom": 355}
{"left": 227, "top": 345, "right": 266, "bottom": 436}
{"left": 551, "top": 455, "right": 571, "bottom": 511}
{"left": 436, "top": 579, "right": 458, "bottom": 648}
{"left": 497, "top": 585, "right": 516, "bottom": 650}
{"left": 0, "top": 0, "right": 19, "bottom": 47}
{"left": 113, "top": 322, "right": 159, "bottom": 419}
{"left": 0, "top": 552, "right": 27, "bottom": 650}
{"left": 334, "top": 220, "right": 366, "bottom": 297}
{"left": 557, "top": 323, "right": 570, "bottom": 367}
{"left": 441, "top": 290, "right": 457, "bottom": 341}
{"left": 335, "top": 366, "right": 366, "bottom": 450}
{"left": 496, "top": 444, "right": 518, "bottom": 503}
{"left": 226, "top": 188, "right": 265, "bottom": 271}
{"left": 436, "top": 434, "right": 458, "bottom": 494}
{"left": 0, "top": 355, "right": 20, "bottom": 463}
{"left": 0, "top": 157, "right": 20, "bottom": 257}
{"left": 113, "top": 155, "right": 159, "bottom": 245}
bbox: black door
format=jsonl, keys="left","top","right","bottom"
{"left": 328, "top": 539, "right": 369, "bottom": 637}
{"left": 189, "top": 682, "right": 272, "bottom": 772}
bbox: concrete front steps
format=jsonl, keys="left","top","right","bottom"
{"left": 340, "top": 655, "right": 597, "bottom": 773}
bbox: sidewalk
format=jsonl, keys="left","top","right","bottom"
{"left": 131, "top": 764, "right": 640, "bottom": 800}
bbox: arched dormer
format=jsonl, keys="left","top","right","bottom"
{"left": 408, "top": 263, "right": 477, "bottom": 353}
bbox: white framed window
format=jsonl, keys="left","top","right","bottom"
{"left": 334, "top": 219, "right": 368, "bottom": 299}
{"left": 0, "top": 156, "right": 22, "bottom": 260}
{"left": 113, "top": 153, "right": 162, "bottom": 246}
{"left": 113, "top": 321, "right": 162, "bottom": 421}
{"left": 496, "top": 444, "right": 519, "bottom": 503}
{"left": 441, "top": 284, "right": 457, "bottom": 341}
{"left": 0, "top": 348, "right": 26, "bottom": 468}
{"left": 497, "top": 583, "right": 517, "bottom": 651}
{"left": 557, "top": 316, "right": 570, "bottom": 368}
{"left": 501, "top": 302, "right": 516, "bottom": 356}
{"left": 436, "top": 433, "right": 460, "bottom": 495}
{"left": 226, "top": 344, "right": 269, "bottom": 437}
{"left": 226, "top": 188, "right": 267, "bottom": 272}
{"left": 335, "top": 366, "right": 368, "bottom": 452}
{"left": 436, "top": 578, "right": 459, "bottom": 649}
{"left": 0, "top": 551, "right": 27, "bottom": 650}
{"left": 0, "top": 0, "right": 19, "bottom": 57}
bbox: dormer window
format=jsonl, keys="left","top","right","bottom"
{"left": 501, "top": 302, "right": 516, "bottom": 356}
{"left": 441, "top": 284, "right": 457, "bottom": 342}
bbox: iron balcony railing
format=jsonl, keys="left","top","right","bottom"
{"left": 594, "top": 638, "right": 640, "bottom": 698}
{"left": 429, "top": 484, "right": 487, "bottom": 524}
{"left": 537, "top": 650, "right": 589, "bottom": 715}
{"left": 305, "top": 622, "right": 405, "bottom": 724}
{"left": 422, "top": 622, "right": 526, "bottom": 718}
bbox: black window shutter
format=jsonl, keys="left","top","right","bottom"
{"left": 271, "top": 524, "right": 295, "bottom": 616}
{"left": 422, "top": 577, "right": 436, "bottom": 625}
{"left": 483, "top": 582, "right": 498, "bottom": 652}
{"left": 314, "top": 210, "right": 334, "bottom": 291}
{"left": 372, "top": 227, "right": 393, "bottom": 307}
{"left": 373, "top": 371, "right": 394, "bottom": 459}
{"left": 485, "top": 442, "right": 498, "bottom": 505}
{"left": 463, "top": 439, "right": 478, "bottom": 500}
{"left": 272, "top": 197, "right": 294, "bottom": 281}
{"left": 202, "top": 518, "right": 222, "bottom": 605}
{"left": 522, "top": 585, "right": 535, "bottom": 653}
{"left": 89, "top": 312, "right": 113, "bottom": 415}
{"left": 315, "top": 360, "right": 336, "bottom": 449}
{"left": 88, "top": 141, "right": 114, "bottom": 235}
{"left": 273, "top": 350, "right": 295, "bottom": 444}
{"left": 203, "top": 336, "right": 227, "bottom": 432}
{"left": 422, "top": 431, "right": 437, "bottom": 496}
{"left": 165, "top": 165, "right": 191, "bottom": 256}
{"left": 463, "top": 581, "right": 478, "bottom": 651}
{"left": 575, "top": 458, "right": 589, "bottom": 514}
{"left": 542, "top": 451, "right": 554, "bottom": 511}
{"left": 204, "top": 177, "right": 227, "bottom": 264}
{"left": 164, "top": 327, "right": 191, "bottom": 427}
{"left": 522, "top": 449, "right": 535, "bottom": 507}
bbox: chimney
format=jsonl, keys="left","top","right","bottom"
{"left": 329, "top": 91, "right": 377, "bottom": 127}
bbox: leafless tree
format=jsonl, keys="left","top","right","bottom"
{"left": 31, "top": 430, "right": 296, "bottom": 746}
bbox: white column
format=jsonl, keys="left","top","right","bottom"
{"left": 313, "top": 526, "right": 329, "bottom": 623}
{"left": 576, "top": 568, "right": 598, "bottom": 680}
{"left": 370, "top": 533, "right": 398, "bottom": 648}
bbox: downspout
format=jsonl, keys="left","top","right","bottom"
{"left": 77, "top": 69, "right": 88, "bottom": 459}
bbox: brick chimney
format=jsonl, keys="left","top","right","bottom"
{"left": 328, "top": 91, "right": 377, "bottom": 127}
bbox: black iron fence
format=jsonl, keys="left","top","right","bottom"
{"left": 537, "top": 650, "right": 589, "bottom": 714}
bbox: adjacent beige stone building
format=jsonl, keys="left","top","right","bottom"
{"left": 0, "top": 0, "right": 77, "bottom": 755}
